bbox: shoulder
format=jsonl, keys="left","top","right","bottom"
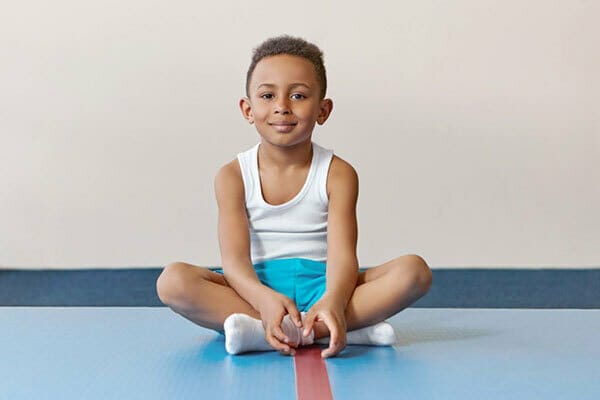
{"left": 215, "top": 158, "right": 243, "bottom": 185}
{"left": 214, "top": 158, "right": 244, "bottom": 205}
{"left": 326, "top": 154, "right": 359, "bottom": 201}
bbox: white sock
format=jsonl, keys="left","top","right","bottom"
{"left": 223, "top": 313, "right": 314, "bottom": 355}
{"left": 314, "top": 321, "right": 396, "bottom": 346}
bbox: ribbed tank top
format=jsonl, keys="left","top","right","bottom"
{"left": 236, "top": 141, "right": 334, "bottom": 265}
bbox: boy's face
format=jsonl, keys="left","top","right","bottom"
{"left": 240, "top": 54, "right": 333, "bottom": 148}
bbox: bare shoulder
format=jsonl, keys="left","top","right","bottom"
{"left": 325, "top": 155, "right": 359, "bottom": 261}
{"left": 215, "top": 158, "right": 242, "bottom": 180}
{"left": 214, "top": 158, "right": 244, "bottom": 204}
{"left": 326, "top": 154, "right": 359, "bottom": 201}
{"left": 214, "top": 158, "right": 251, "bottom": 264}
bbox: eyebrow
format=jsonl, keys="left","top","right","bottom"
{"left": 256, "top": 83, "right": 311, "bottom": 91}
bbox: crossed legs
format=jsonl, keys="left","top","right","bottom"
{"left": 156, "top": 254, "right": 432, "bottom": 340}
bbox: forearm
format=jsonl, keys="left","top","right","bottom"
{"left": 324, "top": 256, "right": 359, "bottom": 308}
{"left": 222, "top": 259, "right": 270, "bottom": 311}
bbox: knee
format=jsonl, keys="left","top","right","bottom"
{"left": 397, "top": 254, "right": 433, "bottom": 295}
{"left": 156, "top": 262, "right": 188, "bottom": 305}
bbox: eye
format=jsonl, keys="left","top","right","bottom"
{"left": 291, "top": 93, "right": 306, "bottom": 99}
{"left": 260, "top": 93, "right": 273, "bottom": 100}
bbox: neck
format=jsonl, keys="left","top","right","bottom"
{"left": 258, "top": 139, "right": 313, "bottom": 171}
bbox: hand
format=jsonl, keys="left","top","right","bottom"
{"left": 256, "top": 288, "right": 303, "bottom": 356}
{"left": 302, "top": 294, "right": 347, "bottom": 358}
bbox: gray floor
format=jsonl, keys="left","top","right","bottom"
{"left": 2, "top": 268, "right": 599, "bottom": 308}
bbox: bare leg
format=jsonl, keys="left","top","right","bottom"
{"left": 156, "top": 262, "right": 260, "bottom": 332}
{"left": 311, "top": 254, "right": 433, "bottom": 339}
{"left": 156, "top": 255, "right": 432, "bottom": 340}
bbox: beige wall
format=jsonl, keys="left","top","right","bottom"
{"left": 1, "top": 1, "right": 598, "bottom": 269}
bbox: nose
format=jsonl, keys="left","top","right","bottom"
{"left": 274, "top": 98, "right": 291, "bottom": 114}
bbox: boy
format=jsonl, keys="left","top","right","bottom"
{"left": 156, "top": 35, "right": 432, "bottom": 358}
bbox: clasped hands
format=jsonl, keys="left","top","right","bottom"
{"left": 256, "top": 289, "right": 347, "bottom": 358}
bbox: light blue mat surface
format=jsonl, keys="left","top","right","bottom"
{"left": 1, "top": 308, "right": 599, "bottom": 399}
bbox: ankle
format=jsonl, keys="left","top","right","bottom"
{"left": 312, "top": 321, "right": 330, "bottom": 340}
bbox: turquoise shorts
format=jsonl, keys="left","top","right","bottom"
{"left": 210, "top": 257, "right": 367, "bottom": 334}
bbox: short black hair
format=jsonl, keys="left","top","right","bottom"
{"left": 245, "top": 35, "right": 327, "bottom": 100}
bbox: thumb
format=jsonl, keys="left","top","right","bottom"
{"left": 290, "top": 307, "right": 303, "bottom": 328}
{"left": 285, "top": 302, "right": 303, "bottom": 329}
{"left": 302, "top": 312, "right": 316, "bottom": 337}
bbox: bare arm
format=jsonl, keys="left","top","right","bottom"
{"left": 214, "top": 161, "right": 269, "bottom": 311}
{"left": 301, "top": 157, "right": 360, "bottom": 358}
{"left": 324, "top": 157, "right": 360, "bottom": 307}
{"left": 214, "top": 161, "right": 303, "bottom": 352}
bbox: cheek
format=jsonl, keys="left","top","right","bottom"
{"left": 297, "top": 104, "right": 320, "bottom": 118}
{"left": 253, "top": 108, "right": 269, "bottom": 120}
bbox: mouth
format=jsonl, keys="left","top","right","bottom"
{"left": 269, "top": 123, "right": 297, "bottom": 133}
{"left": 269, "top": 122, "right": 297, "bottom": 126}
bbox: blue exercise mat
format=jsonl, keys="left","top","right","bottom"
{"left": 1, "top": 307, "right": 598, "bottom": 399}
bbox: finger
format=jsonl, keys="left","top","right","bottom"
{"left": 302, "top": 312, "right": 316, "bottom": 337}
{"left": 329, "top": 324, "right": 338, "bottom": 352}
{"left": 287, "top": 305, "right": 303, "bottom": 328}
{"left": 322, "top": 346, "right": 334, "bottom": 358}
{"left": 279, "top": 347, "right": 296, "bottom": 356}
{"left": 324, "top": 331, "right": 346, "bottom": 358}
{"left": 319, "top": 313, "right": 340, "bottom": 358}
{"left": 266, "top": 330, "right": 291, "bottom": 352}
{"left": 272, "top": 324, "right": 291, "bottom": 344}
{"left": 321, "top": 340, "right": 345, "bottom": 358}
{"left": 266, "top": 322, "right": 290, "bottom": 349}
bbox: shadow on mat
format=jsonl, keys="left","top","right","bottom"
{"left": 179, "top": 335, "right": 399, "bottom": 361}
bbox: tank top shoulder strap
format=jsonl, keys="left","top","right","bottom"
{"left": 236, "top": 141, "right": 333, "bottom": 207}
{"left": 311, "top": 142, "right": 334, "bottom": 206}
{"left": 236, "top": 142, "right": 259, "bottom": 205}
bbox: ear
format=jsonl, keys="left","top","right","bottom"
{"left": 316, "top": 98, "right": 333, "bottom": 125}
{"left": 239, "top": 97, "right": 254, "bottom": 124}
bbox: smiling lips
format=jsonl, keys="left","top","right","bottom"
{"left": 270, "top": 122, "right": 297, "bottom": 133}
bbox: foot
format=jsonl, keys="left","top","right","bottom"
{"left": 223, "top": 313, "right": 314, "bottom": 355}
{"left": 314, "top": 321, "right": 396, "bottom": 346}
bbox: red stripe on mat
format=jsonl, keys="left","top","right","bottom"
{"left": 294, "top": 345, "right": 334, "bottom": 400}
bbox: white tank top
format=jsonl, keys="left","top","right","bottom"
{"left": 236, "top": 141, "right": 334, "bottom": 265}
